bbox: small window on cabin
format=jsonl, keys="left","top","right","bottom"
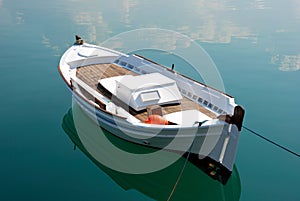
{"left": 115, "top": 59, "right": 119, "bottom": 64}
{"left": 187, "top": 92, "right": 192, "bottom": 98}
{"left": 127, "top": 64, "right": 134, "bottom": 69}
{"left": 192, "top": 95, "right": 198, "bottom": 100}
{"left": 120, "top": 61, "right": 127, "bottom": 66}
{"left": 140, "top": 91, "right": 160, "bottom": 102}
{"left": 213, "top": 106, "right": 219, "bottom": 111}
{"left": 208, "top": 103, "right": 213, "bottom": 108}
{"left": 198, "top": 97, "right": 203, "bottom": 103}
{"left": 203, "top": 100, "right": 208, "bottom": 106}
{"left": 218, "top": 109, "right": 223, "bottom": 114}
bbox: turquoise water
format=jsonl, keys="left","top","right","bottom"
{"left": 1, "top": 0, "right": 300, "bottom": 200}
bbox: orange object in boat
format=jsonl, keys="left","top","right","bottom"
{"left": 144, "top": 115, "right": 169, "bottom": 125}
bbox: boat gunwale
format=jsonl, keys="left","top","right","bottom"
{"left": 73, "top": 86, "right": 217, "bottom": 130}
{"left": 72, "top": 88, "right": 230, "bottom": 132}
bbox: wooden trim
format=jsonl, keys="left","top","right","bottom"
{"left": 58, "top": 65, "right": 72, "bottom": 89}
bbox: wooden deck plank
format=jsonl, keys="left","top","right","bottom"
{"left": 76, "top": 63, "right": 216, "bottom": 121}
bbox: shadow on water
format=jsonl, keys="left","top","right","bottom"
{"left": 61, "top": 104, "right": 241, "bottom": 201}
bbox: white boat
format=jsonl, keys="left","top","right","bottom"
{"left": 58, "top": 36, "right": 245, "bottom": 175}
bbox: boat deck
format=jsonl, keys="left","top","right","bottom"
{"left": 76, "top": 63, "right": 216, "bottom": 121}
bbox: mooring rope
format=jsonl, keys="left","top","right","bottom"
{"left": 243, "top": 126, "right": 300, "bottom": 158}
{"left": 166, "top": 141, "right": 194, "bottom": 201}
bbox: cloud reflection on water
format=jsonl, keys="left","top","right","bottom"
{"left": 271, "top": 54, "right": 300, "bottom": 71}
{"left": 42, "top": 35, "right": 61, "bottom": 57}
{"left": 65, "top": 0, "right": 300, "bottom": 71}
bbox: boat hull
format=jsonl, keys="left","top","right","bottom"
{"left": 72, "top": 90, "right": 240, "bottom": 172}
{"left": 58, "top": 41, "right": 243, "bottom": 175}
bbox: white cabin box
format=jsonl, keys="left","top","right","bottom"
{"left": 99, "top": 73, "right": 182, "bottom": 111}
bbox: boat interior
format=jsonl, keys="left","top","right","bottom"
{"left": 74, "top": 62, "right": 218, "bottom": 126}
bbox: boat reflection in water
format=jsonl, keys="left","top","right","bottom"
{"left": 62, "top": 103, "right": 241, "bottom": 201}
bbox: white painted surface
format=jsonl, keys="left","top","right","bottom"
{"left": 163, "top": 110, "right": 212, "bottom": 127}
{"left": 99, "top": 73, "right": 182, "bottom": 111}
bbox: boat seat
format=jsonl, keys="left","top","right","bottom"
{"left": 106, "top": 102, "right": 141, "bottom": 123}
{"left": 163, "top": 110, "right": 212, "bottom": 127}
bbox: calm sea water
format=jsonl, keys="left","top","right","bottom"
{"left": 1, "top": 0, "right": 300, "bottom": 200}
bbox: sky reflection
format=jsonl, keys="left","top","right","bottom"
{"left": 271, "top": 54, "right": 300, "bottom": 71}
{"left": 22, "top": 0, "right": 298, "bottom": 71}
